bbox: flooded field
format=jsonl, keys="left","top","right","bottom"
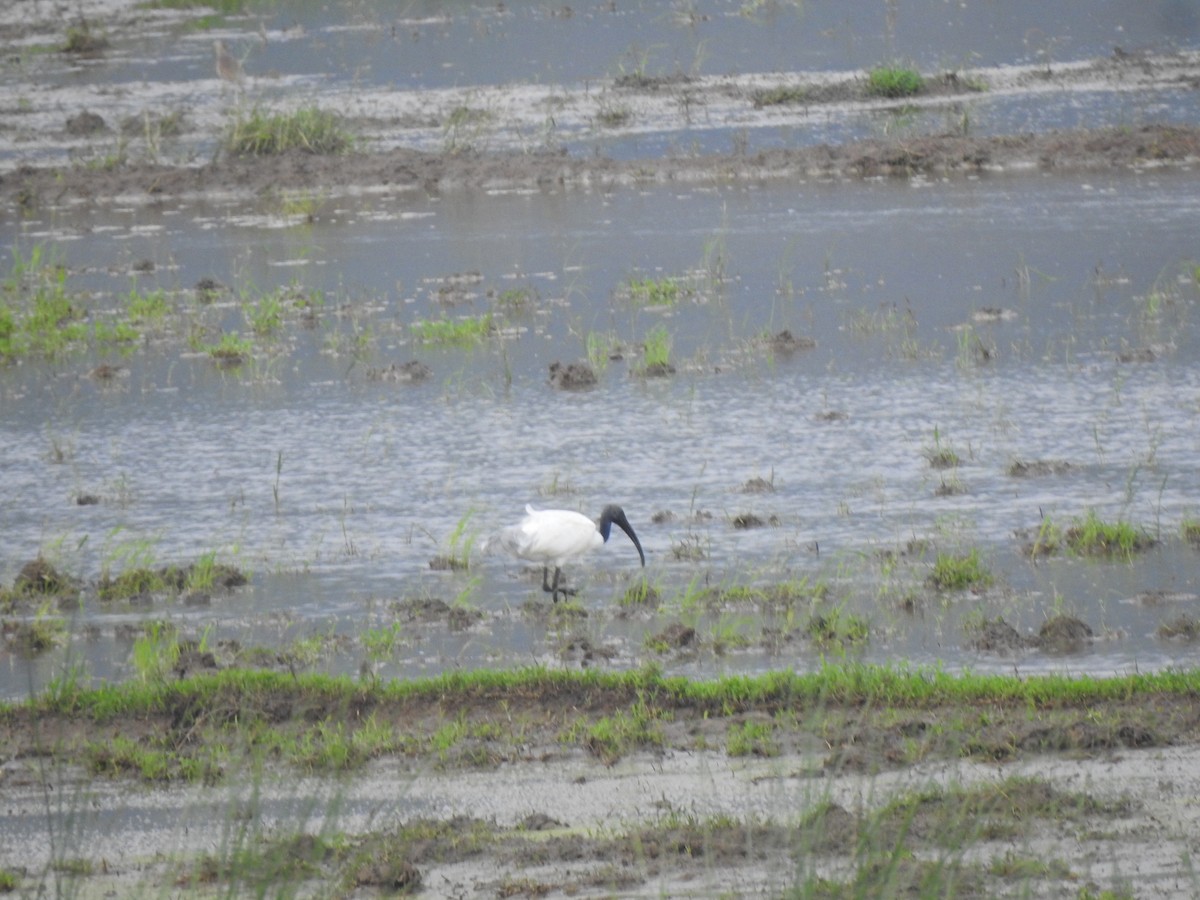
{"left": 5, "top": 151, "right": 1200, "bottom": 693}
{"left": 3, "top": 0, "right": 1200, "bottom": 897}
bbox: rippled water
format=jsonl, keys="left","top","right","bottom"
{"left": 4, "top": 165, "right": 1200, "bottom": 695}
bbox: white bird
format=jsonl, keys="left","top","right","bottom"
{"left": 488, "top": 504, "right": 645, "bottom": 602}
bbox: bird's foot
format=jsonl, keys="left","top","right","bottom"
{"left": 552, "top": 586, "right": 577, "bottom": 604}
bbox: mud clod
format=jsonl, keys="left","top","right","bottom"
{"left": 1035, "top": 615, "right": 1094, "bottom": 653}
{"left": 520, "top": 812, "right": 565, "bottom": 831}
{"left": 732, "top": 513, "right": 778, "bottom": 528}
{"left": 1007, "top": 458, "right": 1072, "bottom": 477}
{"left": 353, "top": 857, "right": 421, "bottom": 892}
{"left": 174, "top": 642, "right": 219, "bottom": 679}
{"left": 968, "top": 617, "right": 1028, "bottom": 654}
{"left": 768, "top": 329, "right": 816, "bottom": 353}
{"left": 1157, "top": 615, "right": 1200, "bottom": 641}
{"left": 741, "top": 476, "right": 775, "bottom": 494}
{"left": 636, "top": 361, "right": 676, "bottom": 378}
{"left": 65, "top": 111, "right": 108, "bottom": 135}
{"left": 651, "top": 622, "right": 697, "bottom": 649}
{"left": 548, "top": 360, "right": 598, "bottom": 389}
{"left": 12, "top": 557, "right": 79, "bottom": 597}
{"left": 367, "top": 360, "right": 432, "bottom": 382}
{"left": 194, "top": 277, "right": 225, "bottom": 302}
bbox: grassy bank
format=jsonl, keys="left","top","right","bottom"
{"left": 6, "top": 664, "right": 1199, "bottom": 781}
{"left": 2, "top": 664, "right": 1192, "bottom": 898}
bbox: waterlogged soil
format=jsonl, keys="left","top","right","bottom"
{"left": 3, "top": 49, "right": 1200, "bottom": 203}
{"left": 4, "top": 671, "right": 1200, "bottom": 897}
{"left": 6, "top": 120, "right": 1200, "bottom": 208}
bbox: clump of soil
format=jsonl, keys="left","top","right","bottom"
{"left": 649, "top": 622, "right": 697, "bottom": 650}
{"left": 2, "top": 619, "right": 64, "bottom": 654}
{"left": 968, "top": 617, "right": 1028, "bottom": 654}
{"left": 933, "top": 478, "right": 967, "bottom": 496}
{"left": 98, "top": 562, "right": 247, "bottom": 602}
{"left": 0, "top": 557, "right": 247, "bottom": 618}
{"left": 971, "top": 307, "right": 1018, "bottom": 322}
{"left": 967, "top": 614, "right": 1097, "bottom": 655}
{"left": 173, "top": 640, "right": 219, "bottom": 679}
{"left": 520, "top": 812, "right": 564, "bottom": 831}
{"left": 815, "top": 409, "right": 849, "bottom": 422}
{"left": 353, "top": 857, "right": 421, "bottom": 892}
{"left": 1034, "top": 615, "right": 1094, "bottom": 653}
{"left": 87, "top": 363, "right": 126, "bottom": 382}
{"left": 1156, "top": 615, "right": 1200, "bottom": 641}
{"left": 548, "top": 360, "right": 597, "bottom": 389}
{"left": 1116, "top": 345, "right": 1166, "bottom": 363}
{"left": 558, "top": 635, "right": 616, "bottom": 665}
{"left": 636, "top": 361, "right": 676, "bottom": 378}
{"left": 391, "top": 597, "right": 483, "bottom": 630}
{"left": 767, "top": 329, "right": 816, "bottom": 353}
{"left": 10, "top": 557, "right": 80, "bottom": 598}
{"left": 367, "top": 360, "right": 432, "bottom": 382}
{"left": 1007, "top": 459, "right": 1072, "bottom": 477}
{"left": 65, "top": 111, "right": 107, "bottom": 136}
{"left": 732, "top": 513, "right": 778, "bottom": 528}
{"left": 741, "top": 476, "right": 775, "bottom": 493}
{"left": 428, "top": 555, "right": 468, "bottom": 571}
{"left": 62, "top": 24, "right": 109, "bottom": 55}
{"left": 194, "top": 277, "right": 226, "bottom": 302}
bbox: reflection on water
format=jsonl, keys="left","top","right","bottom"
{"left": 4, "top": 166, "right": 1200, "bottom": 696}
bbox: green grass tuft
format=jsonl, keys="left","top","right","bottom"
{"left": 0, "top": 245, "right": 87, "bottom": 361}
{"left": 726, "top": 719, "right": 780, "bottom": 757}
{"left": 640, "top": 324, "right": 673, "bottom": 371}
{"left": 866, "top": 66, "right": 925, "bottom": 98}
{"left": 626, "top": 275, "right": 682, "bottom": 306}
{"left": 224, "top": 106, "right": 354, "bottom": 157}
{"left": 805, "top": 608, "right": 869, "bottom": 646}
{"left": 751, "top": 85, "right": 808, "bottom": 108}
{"left": 1065, "top": 510, "right": 1153, "bottom": 558}
{"left": 929, "top": 549, "right": 992, "bottom": 590}
{"left": 410, "top": 313, "right": 493, "bottom": 345}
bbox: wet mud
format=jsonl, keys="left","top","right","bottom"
{"left": 4, "top": 669, "right": 1200, "bottom": 896}
{"left": 5, "top": 122, "right": 1199, "bottom": 210}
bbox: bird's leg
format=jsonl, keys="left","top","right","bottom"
{"left": 541, "top": 566, "right": 555, "bottom": 595}
{"left": 549, "top": 567, "right": 576, "bottom": 604}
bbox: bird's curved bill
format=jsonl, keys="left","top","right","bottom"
{"left": 615, "top": 514, "right": 646, "bottom": 567}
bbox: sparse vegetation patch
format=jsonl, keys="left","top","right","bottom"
{"left": 224, "top": 107, "right": 354, "bottom": 157}
{"left": 929, "top": 549, "right": 992, "bottom": 590}
{"left": 866, "top": 65, "right": 925, "bottom": 98}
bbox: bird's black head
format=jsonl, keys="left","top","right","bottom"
{"left": 599, "top": 504, "right": 645, "bottom": 567}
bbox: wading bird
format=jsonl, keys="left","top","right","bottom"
{"left": 489, "top": 504, "right": 645, "bottom": 602}
{"left": 213, "top": 40, "right": 244, "bottom": 86}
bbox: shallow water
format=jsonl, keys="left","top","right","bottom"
{"left": 3, "top": 1, "right": 1200, "bottom": 698}
{"left": 4, "top": 164, "right": 1200, "bottom": 696}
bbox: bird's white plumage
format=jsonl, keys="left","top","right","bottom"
{"left": 493, "top": 505, "right": 603, "bottom": 567}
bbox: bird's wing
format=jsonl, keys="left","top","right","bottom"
{"left": 507, "top": 508, "right": 599, "bottom": 563}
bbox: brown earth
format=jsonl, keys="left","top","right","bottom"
{"left": 4, "top": 671, "right": 1200, "bottom": 896}
{"left": 4, "top": 123, "right": 1200, "bottom": 209}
